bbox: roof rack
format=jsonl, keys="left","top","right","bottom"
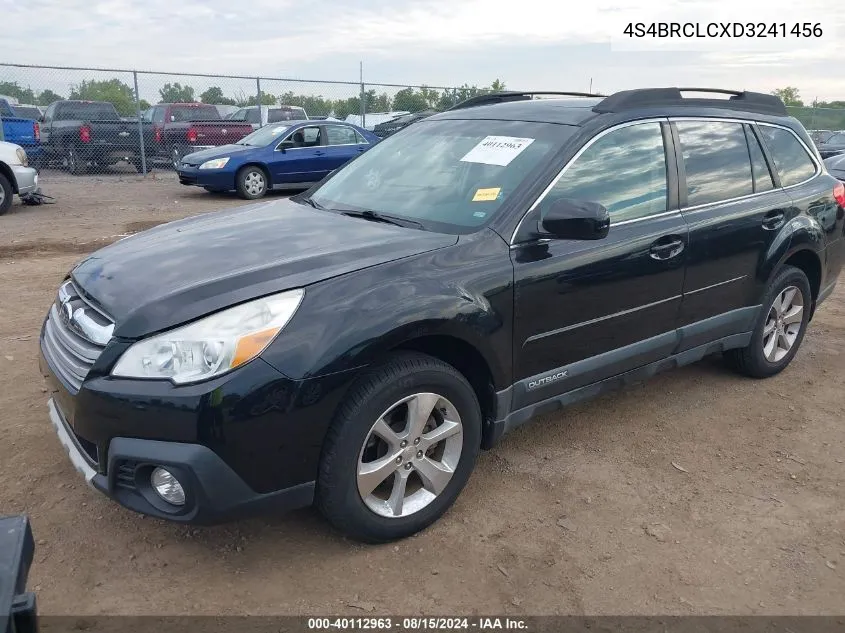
{"left": 592, "top": 88, "right": 787, "bottom": 116}
{"left": 447, "top": 91, "right": 606, "bottom": 111}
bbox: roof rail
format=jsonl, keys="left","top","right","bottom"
{"left": 592, "top": 88, "right": 787, "bottom": 116}
{"left": 447, "top": 91, "right": 606, "bottom": 111}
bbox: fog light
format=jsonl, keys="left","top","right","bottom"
{"left": 150, "top": 467, "right": 186, "bottom": 506}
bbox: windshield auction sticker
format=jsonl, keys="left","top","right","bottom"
{"left": 460, "top": 136, "right": 534, "bottom": 166}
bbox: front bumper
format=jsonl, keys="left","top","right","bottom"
{"left": 11, "top": 165, "right": 38, "bottom": 195}
{"left": 176, "top": 164, "right": 234, "bottom": 189}
{"left": 47, "top": 397, "right": 314, "bottom": 523}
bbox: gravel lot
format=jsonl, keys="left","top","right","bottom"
{"left": 1, "top": 169, "right": 843, "bottom": 615}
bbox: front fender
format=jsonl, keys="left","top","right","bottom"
{"left": 261, "top": 232, "right": 514, "bottom": 389}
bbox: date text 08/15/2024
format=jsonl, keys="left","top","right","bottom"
{"left": 306, "top": 617, "right": 528, "bottom": 630}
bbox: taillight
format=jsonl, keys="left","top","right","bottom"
{"left": 186, "top": 127, "right": 197, "bottom": 143}
{"left": 154, "top": 127, "right": 162, "bottom": 143}
{"left": 33, "top": 122, "right": 40, "bottom": 141}
{"left": 834, "top": 182, "right": 845, "bottom": 207}
{"left": 79, "top": 125, "right": 92, "bottom": 143}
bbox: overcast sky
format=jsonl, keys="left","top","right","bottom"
{"left": 2, "top": 0, "right": 844, "bottom": 103}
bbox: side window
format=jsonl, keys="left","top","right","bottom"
{"left": 757, "top": 126, "right": 817, "bottom": 187}
{"left": 676, "top": 121, "right": 753, "bottom": 206}
{"left": 44, "top": 103, "right": 56, "bottom": 122}
{"left": 546, "top": 122, "right": 667, "bottom": 223}
{"left": 229, "top": 109, "right": 247, "bottom": 122}
{"left": 246, "top": 109, "right": 261, "bottom": 124}
{"left": 744, "top": 125, "right": 774, "bottom": 193}
{"left": 152, "top": 107, "right": 166, "bottom": 124}
{"left": 354, "top": 130, "right": 369, "bottom": 144}
{"left": 284, "top": 126, "right": 322, "bottom": 148}
{"left": 325, "top": 125, "right": 358, "bottom": 146}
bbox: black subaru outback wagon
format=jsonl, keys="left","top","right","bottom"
{"left": 40, "top": 88, "right": 845, "bottom": 542}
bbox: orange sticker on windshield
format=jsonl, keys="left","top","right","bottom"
{"left": 473, "top": 187, "right": 501, "bottom": 202}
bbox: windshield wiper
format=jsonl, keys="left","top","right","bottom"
{"left": 340, "top": 209, "right": 424, "bottom": 230}
{"left": 300, "top": 196, "right": 324, "bottom": 210}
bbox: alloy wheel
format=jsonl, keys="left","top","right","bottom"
{"left": 762, "top": 285, "right": 804, "bottom": 363}
{"left": 357, "top": 392, "right": 463, "bottom": 519}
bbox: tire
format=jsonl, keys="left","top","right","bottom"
{"left": 235, "top": 166, "right": 268, "bottom": 200}
{"left": 132, "top": 159, "right": 147, "bottom": 174}
{"left": 317, "top": 352, "right": 482, "bottom": 543}
{"left": 725, "top": 265, "right": 812, "bottom": 378}
{"left": 0, "top": 173, "right": 13, "bottom": 216}
{"left": 65, "top": 146, "right": 85, "bottom": 175}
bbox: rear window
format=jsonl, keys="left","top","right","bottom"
{"left": 269, "top": 107, "right": 307, "bottom": 123}
{"left": 757, "top": 126, "right": 817, "bottom": 187}
{"left": 676, "top": 121, "right": 753, "bottom": 206}
{"left": 57, "top": 103, "right": 120, "bottom": 121}
{"left": 13, "top": 106, "right": 41, "bottom": 120}
{"left": 168, "top": 105, "right": 220, "bottom": 122}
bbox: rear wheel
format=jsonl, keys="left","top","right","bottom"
{"left": 64, "top": 146, "right": 85, "bottom": 175}
{"left": 235, "top": 166, "right": 268, "bottom": 200}
{"left": 317, "top": 352, "right": 481, "bottom": 543}
{"left": 725, "top": 265, "right": 812, "bottom": 378}
{"left": 170, "top": 146, "right": 185, "bottom": 170}
{"left": 0, "top": 173, "right": 13, "bottom": 215}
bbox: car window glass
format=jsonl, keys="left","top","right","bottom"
{"left": 326, "top": 126, "right": 358, "bottom": 145}
{"left": 153, "top": 107, "right": 166, "bottom": 123}
{"left": 827, "top": 132, "right": 845, "bottom": 144}
{"left": 676, "top": 121, "right": 753, "bottom": 206}
{"left": 44, "top": 103, "right": 55, "bottom": 121}
{"left": 229, "top": 109, "right": 247, "bottom": 121}
{"left": 284, "top": 126, "right": 322, "bottom": 147}
{"left": 545, "top": 122, "right": 667, "bottom": 223}
{"left": 758, "top": 126, "right": 817, "bottom": 187}
{"left": 745, "top": 125, "right": 774, "bottom": 193}
{"left": 354, "top": 130, "right": 369, "bottom": 144}
{"left": 246, "top": 109, "right": 261, "bottom": 124}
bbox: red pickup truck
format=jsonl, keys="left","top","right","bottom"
{"left": 143, "top": 103, "right": 254, "bottom": 169}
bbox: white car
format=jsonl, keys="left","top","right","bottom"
{"left": 344, "top": 111, "right": 410, "bottom": 130}
{"left": 0, "top": 141, "right": 39, "bottom": 215}
{"left": 227, "top": 105, "right": 309, "bottom": 129}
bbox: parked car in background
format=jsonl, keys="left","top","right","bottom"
{"left": 817, "top": 131, "right": 845, "bottom": 159}
{"left": 826, "top": 153, "right": 845, "bottom": 181}
{"left": 344, "top": 111, "right": 409, "bottom": 131}
{"left": 213, "top": 104, "right": 240, "bottom": 119}
{"left": 0, "top": 139, "right": 39, "bottom": 214}
{"left": 0, "top": 98, "right": 42, "bottom": 164}
{"left": 143, "top": 103, "right": 254, "bottom": 169}
{"left": 40, "top": 100, "right": 147, "bottom": 174}
{"left": 808, "top": 129, "right": 834, "bottom": 146}
{"left": 372, "top": 109, "right": 437, "bottom": 138}
{"left": 177, "top": 120, "right": 377, "bottom": 199}
{"left": 227, "top": 105, "right": 309, "bottom": 129}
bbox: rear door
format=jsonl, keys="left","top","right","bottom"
{"left": 673, "top": 119, "right": 795, "bottom": 350}
{"left": 321, "top": 124, "right": 366, "bottom": 174}
{"left": 510, "top": 120, "right": 688, "bottom": 409}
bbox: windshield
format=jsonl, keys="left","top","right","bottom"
{"left": 826, "top": 132, "right": 845, "bottom": 145}
{"left": 238, "top": 124, "right": 289, "bottom": 146}
{"left": 309, "top": 118, "right": 574, "bottom": 233}
{"left": 170, "top": 105, "right": 220, "bottom": 122}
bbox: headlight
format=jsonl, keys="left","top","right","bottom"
{"left": 15, "top": 148, "right": 28, "bottom": 166}
{"left": 199, "top": 157, "right": 230, "bottom": 170}
{"left": 111, "top": 289, "right": 304, "bottom": 384}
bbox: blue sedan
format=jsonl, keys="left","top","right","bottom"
{"left": 176, "top": 120, "right": 379, "bottom": 199}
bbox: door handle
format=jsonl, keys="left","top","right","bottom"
{"left": 762, "top": 210, "right": 785, "bottom": 231}
{"left": 314, "top": 150, "right": 325, "bottom": 156}
{"left": 357, "top": 147, "right": 365, "bottom": 152}
{"left": 649, "top": 237, "right": 685, "bottom": 261}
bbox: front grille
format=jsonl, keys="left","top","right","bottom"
{"left": 41, "top": 280, "right": 113, "bottom": 393}
{"left": 115, "top": 461, "right": 138, "bottom": 491}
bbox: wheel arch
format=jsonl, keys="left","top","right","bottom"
{"left": 0, "top": 161, "right": 17, "bottom": 193}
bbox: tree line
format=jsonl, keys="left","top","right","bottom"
{"left": 0, "top": 78, "right": 507, "bottom": 118}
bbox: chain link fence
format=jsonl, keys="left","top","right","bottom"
{"left": 786, "top": 106, "right": 845, "bottom": 135}
{"left": 0, "top": 62, "right": 497, "bottom": 175}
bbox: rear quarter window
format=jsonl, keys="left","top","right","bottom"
{"left": 757, "top": 126, "right": 817, "bottom": 187}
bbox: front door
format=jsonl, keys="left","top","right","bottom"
{"left": 321, "top": 124, "right": 366, "bottom": 176}
{"left": 272, "top": 125, "right": 325, "bottom": 184}
{"left": 511, "top": 120, "right": 688, "bottom": 409}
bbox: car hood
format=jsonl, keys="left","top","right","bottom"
{"left": 71, "top": 198, "right": 457, "bottom": 338}
{"left": 182, "top": 144, "right": 255, "bottom": 164}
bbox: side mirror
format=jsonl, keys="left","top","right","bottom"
{"left": 277, "top": 140, "right": 294, "bottom": 152}
{"left": 540, "top": 198, "right": 610, "bottom": 240}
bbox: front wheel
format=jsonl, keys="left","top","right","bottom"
{"left": 0, "top": 173, "right": 13, "bottom": 215}
{"left": 725, "top": 265, "right": 812, "bottom": 378}
{"left": 170, "top": 146, "right": 185, "bottom": 170}
{"left": 317, "top": 352, "right": 481, "bottom": 543}
{"left": 235, "top": 166, "right": 268, "bottom": 200}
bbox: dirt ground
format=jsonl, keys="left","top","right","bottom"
{"left": 0, "top": 169, "right": 843, "bottom": 616}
